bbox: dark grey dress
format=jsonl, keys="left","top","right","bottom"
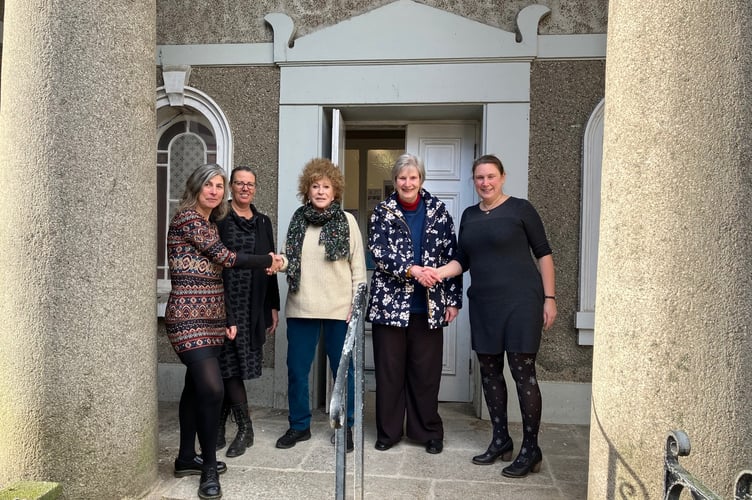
{"left": 455, "top": 197, "right": 552, "bottom": 354}
{"left": 215, "top": 204, "right": 280, "bottom": 379}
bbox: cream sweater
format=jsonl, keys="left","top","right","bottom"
{"left": 283, "top": 211, "right": 366, "bottom": 320}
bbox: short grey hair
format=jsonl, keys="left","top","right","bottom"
{"left": 391, "top": 153, "right": 425, "bottom": 183}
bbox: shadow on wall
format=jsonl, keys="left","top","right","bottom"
{"left": 591, "top": 396, "right": 650, "bottom": 499}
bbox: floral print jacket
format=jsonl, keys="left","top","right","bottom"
{"left": 367, "top": 189, "right": 462, "bottom": 329}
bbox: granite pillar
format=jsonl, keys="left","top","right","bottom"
{"left": 0, "top": 1, "right": 157, "bottom": 498}
{"left": 589, "top": 1, "right": 752, "bottom": 498}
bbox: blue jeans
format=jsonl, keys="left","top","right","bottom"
{"left": 286, "top": 318, "right": 355, "bottom": 430}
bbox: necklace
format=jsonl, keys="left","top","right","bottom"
{"left": 479, "top": 195, "right": 507, "bottom": 214}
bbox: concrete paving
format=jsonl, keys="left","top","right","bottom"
{"left": 144, "top": 398, "right": 590, "bottom": 499}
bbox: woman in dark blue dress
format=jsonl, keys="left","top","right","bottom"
{"left": 434, "top": 154, "right": 557, "bottom": 478}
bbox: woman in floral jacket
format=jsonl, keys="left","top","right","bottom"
{"left": 367, "top": 153, "right": 462, "bottom": 454}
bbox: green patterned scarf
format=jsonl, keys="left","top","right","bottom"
{"left": 285, "top": 201, "right": 350, "bottom": 293}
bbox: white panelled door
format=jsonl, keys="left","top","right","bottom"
{"left": 407, "top": 123, "right": 477, "bottom": 402}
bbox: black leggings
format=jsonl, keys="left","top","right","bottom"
{"left": 477, "top": 352, "right": 542, "bottom": 452}
{"left": 177, "top": 357, "right": 225, "bottom": 467}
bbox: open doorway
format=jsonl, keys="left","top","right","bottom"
{"left": 331, "top": 118, "right": 478, "bottom": 403}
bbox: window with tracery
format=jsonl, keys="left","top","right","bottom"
{"left": 156, "top": 115, "right": 218, "bottom": 281}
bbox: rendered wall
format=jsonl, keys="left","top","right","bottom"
{"left": 157, "top": 0, "right": 608, "bottom": 44}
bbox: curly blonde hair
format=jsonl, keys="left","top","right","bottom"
{"left": 297, "top": 158, "right": 345, "bottom": 204}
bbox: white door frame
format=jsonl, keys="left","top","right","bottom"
{"left": 269, "top": 0, "right": 547, "bottom": 411}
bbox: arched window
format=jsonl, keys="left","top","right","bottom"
{"left": 576, "top": 98, "right": 604, "bottom": 345}
{"left": 155, "top": 79, "right": 233, "bottom": 315}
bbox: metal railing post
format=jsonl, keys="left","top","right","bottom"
{"left": 330, "top": 283, "right": 367, "bottom": 500}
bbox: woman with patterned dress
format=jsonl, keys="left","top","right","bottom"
{"left": 274, "top": 158, "right": 366, "bottom": 453}
{"left": 214, "top": 166, "right": 280, "bottom": 458}
{"left": 165, "top": 163, "right": 281, "bottom": 500}
{"left": 433, "top": 154, "right": 557, "bottom": 478}
{"left": 366, "top": 153, "right": 462, "bottom": 455}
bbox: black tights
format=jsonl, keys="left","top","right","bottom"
{"left": 223, "top": 376, "right": 248, "bottom": 407}
{"left": 477, "top": 352, "right": 542, "bottom": 452}
{"left": 178, "top": 357, "right": 224, "bottom": 467}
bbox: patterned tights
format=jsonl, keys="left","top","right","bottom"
{"left": 477, "top": 352, "right": 541, "bottom": 453}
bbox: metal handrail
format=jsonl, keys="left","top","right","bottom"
{"left": 329, "top": 282, "right": 367, "bottom": 500}
{"left": 664, "top": 430, "right": 752, "bottom": 500}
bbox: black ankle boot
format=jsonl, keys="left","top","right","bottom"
{"left": 226, "top": 404, "right": 254, "bottom": 458}
{"left": 198, "top": 466, "right": 222, "bottom": 499}
{"left": 216, "top": 401, "right": 230, "bottom": 451}
{"left": 501, "top": 446, "right": 543, "bottom": 478}
{"left": 472, "top": 437, "right": 514, "bottom": 465}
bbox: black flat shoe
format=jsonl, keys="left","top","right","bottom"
{"left": 174, "top": 456, "right": 227, "bottom": 477}
{"left": 374, "top": 440, "right": 392, "bottom": 451}
{"left": 198, "top": 466, "right": 222, "bottom": 499}
{"left": 472, "top": 437, "right": 514, "bottom": 465}
{"left": 425, "top": 439, "right": 443, "bottom": 454}
{"left": 275, "top": 427, "right": 311, "bottom": 449}
{"left": 501, "top": 446, "right": 543, "bottom": 478}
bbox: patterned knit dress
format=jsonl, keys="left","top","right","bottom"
{"left": 165, "top": 209, "right": 237, "bottom": 364}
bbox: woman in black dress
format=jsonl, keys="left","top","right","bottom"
{"left": 214, "top": 166, "right": 280, "bottom": 458}
{"left": 433, "top": 154, "right": 556, "bottom": 478}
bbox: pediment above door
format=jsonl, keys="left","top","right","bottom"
{"left": 265, "top": 0, "right": 550, "bottom": 64}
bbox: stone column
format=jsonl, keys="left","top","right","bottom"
{"left": 0, "top": 1, "right": 157, "bottom": 498}
{"left": 589, "top": 2, "right": 752, "bottom": 498}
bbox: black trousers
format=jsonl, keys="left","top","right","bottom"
{"left": 372, "top": 314, "right": 444, "bottom": 444}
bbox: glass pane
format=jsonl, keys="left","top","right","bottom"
{"left": 190, "top": 121, "right": 217, "bottom": 148}
{"left": 157, "top": 152, "right": 168, "bottom": 164}
{"left": 169, "top": 133, "right": 206, "bottom": 200}
{"left": 158, "top": 121, "right": 187, "bottom": 150}
{"left": 367, "top": 149, "right": 402, "bottom": 208}
{"left": 157, "top": 165, "right": 168, "bottom": 268}
{"left": 207, "top": 152, "right": 217, "bottom": 164}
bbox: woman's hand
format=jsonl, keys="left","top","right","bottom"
{"left": 543, "top": 300, "right": 557, "bottom": 330}
{"left": 226, "top": 325, "right": 238, "bottom": 340}
{"left": 444, "top": 306, "right": 459, "bottom": 324}
{"left": 417, "top": 266, "right": 441, "bottom": 287}
{"left": 266, "top": 253, "right": 285, "bottom": 274}
{"left": 266, "top": 309, "right": 279, "bottom": 335}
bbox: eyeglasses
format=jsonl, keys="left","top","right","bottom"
{"left": 232, "top": 181, "right": 256, "bottom": 189}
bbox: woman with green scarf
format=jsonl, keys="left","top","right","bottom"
{"left": 275, "top": 158, "right": 366, "bottom": 452}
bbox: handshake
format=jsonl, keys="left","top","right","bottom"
{"left": 266, "top": 253, "right": 286, "bottom": 275}
{"left": 409, "top": 265, "right": 444, "bottom": 288}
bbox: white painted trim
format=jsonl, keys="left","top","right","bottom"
{"left": 1, "top": 21, "right": 4, "bottom": 42}
{"left": 154, "top": 4, "right": 605, "bottom": 68}
{"left": 278, "top": 63, "right": 531, "bottom": 105}
{"left": 158, "top": 43, "right": 275, "bottom": 67}
{"left": 156, "top": 85, "right": 234, "bottom": 171}
{"left": 265, "top": 2, "right": 549, "bottom": 64}
{"left": 576, "top": 98, "right": 605, "bottom": 346}
{"left": 538, "top": 34, "right": 607, "bottom": 60}
{"left": 155, "top": 35, "right": 606, "bottom": 67}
